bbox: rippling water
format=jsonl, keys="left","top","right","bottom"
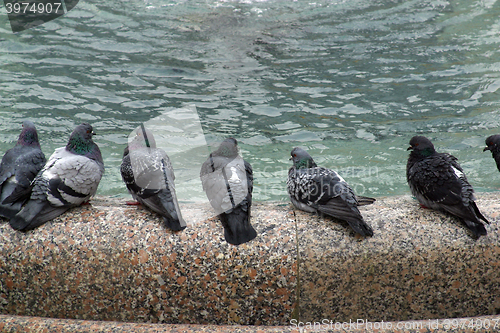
{"left": 1, "top": 0, "right": 500, "bottom": 202}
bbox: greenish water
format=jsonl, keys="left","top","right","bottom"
{"left": 1, "top": 0, "right": 500, "bottom": 203}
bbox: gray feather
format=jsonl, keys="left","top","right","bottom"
{"left": 200, "top": 138, "right": 256, "bottom": 245}
{"left": 287, "top": 147, "right": 374, "bottom": 237}
{"left": 10, "top": 123, "right": 103, "bottom": 231}
{"left": 0, "top": 121, "right": 46, "bottom": 219}
{"left": 120, "top": 126, "right": 185, "bottom": 231}
{"left": 407, "top": 136, "right": 488, "bottom": 238}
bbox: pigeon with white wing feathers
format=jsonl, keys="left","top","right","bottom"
{"left": 407, "top": 135, "right": 488, "bottom": 238}
{"left": 200, "top": 138, "right": 257, "bottom": 245}
{"left": 287, "top": 147, "right": 375, "bottom": 237}
{"left": 120, "top": 125, "right": 186, "bottom": 231}
{"left": 0, "top": 121, "right": 46, "bottom": 219}
{"left": 9, "top": 123, "right": 104, "bottom": 231}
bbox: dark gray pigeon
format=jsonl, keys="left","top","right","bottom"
{"left": 200, "top": 138, "right": 256, "bottom": 245}
{"left": 9, "top": 123, "right": 104, "bottom": 231}
{"left": 120, "top": 125, "right": 186, "bottom": 232}
{"left": 484, "top": 134, "right": 500, "bottom": 172}
{"left": 0, "top": 121, "right": 46, "bottom": 219}
{"left": 287, "top": 147, "right": 375, "bottom": 237}
{"left": 407, "top": 136, "right": 488, "bottom": 238}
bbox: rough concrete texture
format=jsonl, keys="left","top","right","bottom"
{"left": 2, "top": 313, "right": 500, "bottom": 333}
{"left": 0, "top": 198, "right": 297, "bottom": 326}
{"left": 296, "top": 193, "right": 500, "bottom": 322}
{"left": 0, "top": 193, "right": 499, "bottom": 331}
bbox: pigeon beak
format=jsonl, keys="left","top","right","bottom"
{"left": 483, "top": 146, "right": 491, "bottom": 152}
{"left": 407, "top": 146, "right": 413, "bottom": 151}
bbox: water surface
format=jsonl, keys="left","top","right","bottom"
{"left": 1, "top": 0, "right": 500, "bottom": 202}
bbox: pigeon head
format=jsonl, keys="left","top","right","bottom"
{"left": 128, "top": 124, "right": 157, "bottom": 151}
{"left": 66, "top": 123, "right": 99, "bottom": 156}
{"left": 290, "top": 147, "right": 317, "bottom": 169}
{"left": 213, "top": 138, "right": 239, "bottom": 158}
{"left": 18, "top": 120, "right": 41, "bottom": 147}
{"left": 484, "top": 135, "right": 500, "bottom": 152}
{"left": 407, "top": 136, "right": 436, "bottom": 157}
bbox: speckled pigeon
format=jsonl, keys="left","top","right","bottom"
{"left": 484, "top": 134, "right": 500, "bottom": 172}
{"left": 120, "top": 125, "right": 186, "bottom": 231}
{"left": 9, "top": 123, "right": 104, "bottom": 231}
{"left": 287, "top": 147, "right": 375, "bottom": 237}
{"left": 407, "top": 136, "right": 488, "bottom": 238}
{"left": 200, "top": 138, "right": 256, "bottom": 245}
{"left": 0, "top": 121, "right": 46, "bottom": 219}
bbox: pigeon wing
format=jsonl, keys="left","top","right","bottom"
{"left": 289, "top": 167, "right": 373, "bottom": 236}
{"left": 41, "top": 148, "right": 103, "bottom": 207}
{"left": 407, "top": 154, "right": 464, "bottom": 206}
{"left": 2, "top": 148, "right": 46, "bottom": 205}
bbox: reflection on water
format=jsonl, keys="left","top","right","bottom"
{"left": 1, "top": 0, "right": 500, "bottom": 202}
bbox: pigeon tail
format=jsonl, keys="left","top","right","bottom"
{"left": 0, "top": 180, "right": 23, "bottom": 218}
{"left": 139, "top": 189, "right": 186, "bottom": 232}
{"left": 163, "top": 216, "right": 186, "bottom": 232}
{"left": 0, "top": 204, "right": 22, "bottom": 219}
{"left": 219, "top": 205, "right": 256, "bottom": 245}
{"left": 9, "top": 198, "right": 72, "bottom": 231}
{"left": 471, "top": 201, "right": 489, "bottom": 224}
{"left": 9, "top": 199, "right": 48, "bottom": 231}
{"left": 317, "top": 197, "right": 373, "bottom": 236}
{"left": 318, "top": 209, "right": 373, "bottom": 237}
{"left": 463, "top": 219, "right": 487, "bottom": 238}
{"left": 346, "top": 218, "right": 374, "bottom": 237}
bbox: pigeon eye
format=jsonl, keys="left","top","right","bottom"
{"left": 414, "top": 143, "right": 419, "bottom": 147}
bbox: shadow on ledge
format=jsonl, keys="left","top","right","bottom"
{"left": 0, "top": 193, "right": 499, "bottom": 329}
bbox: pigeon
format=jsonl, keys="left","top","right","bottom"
{"left": 484, "top": 134, "right": 500, "bottom": 172}
{"left": 407, "top": 136, "right": 489, "bottom": 238}
{"left": 0, "top": 121, "right": 46, "bottom": 219}
{"left": 120, "top": 124, "right": 186, "bottom": 232}
{"left": 9, "top": 123, "right": 104, "bottom": 231}
{"left": 287, "top": 147, "right": 375, "bottom": 237}
{"left": 200, "top": 138, "right": 257, "bottom": 245}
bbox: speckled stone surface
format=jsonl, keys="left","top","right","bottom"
{"left": 2, "top": 314, "right": 500, "bottom": 332}
{"left": 1, "top": 193, "right": 500, "bottom": 331}
{"left": 0, "top": 198, "right": 297, "bottom": 325}
{"left": 296, "top": 193, "right": 500, "bottom": 323}
{"left": 0, "top": 314, "right": 293, "bottom": 332}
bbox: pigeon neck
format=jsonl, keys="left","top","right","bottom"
{"left": 411, "top": 147, "right": 435, "bottom": 159}
{"left": 18, "top": 130, "right": 40, "bottom": 147}
{"left": 420, "top": 147, "right": 435, "bottom": 157}
{"left": 66, "top": 136, "right": 93, "bottom": 155}
{"left": 216, "top": 146, "right": 237, "bottom": 158}
{"left": 296, "top": 158, "right": 317, "bottom": 169}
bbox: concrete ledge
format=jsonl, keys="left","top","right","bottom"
{"left": 0, "top": 198, "right": 297, "bottom": 325}
{"left": 2, "top": 314, "right": 500, "bottom": 332}
{"left": 1, "top": 193, "right": 500, "bottom": 329}
{"left": 296, "top": 193, "right": 500, "bottom": 322}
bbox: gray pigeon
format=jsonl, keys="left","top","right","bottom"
{"left": 287, "top": 147, "right": 375, "bottom": 237}
{"left": 9, "top": 123, "right": 104, "bottom": 231}
{"left": 200, "top": 138, "right": 256, "bottom": 245}
{"left": 484, "top": 134, "right": 500, "bottom": 172}
{"left": 120, "top": 125, "right": 186, "bottom": 231}
{"left": 0, "top": 121, "right": 46, "bottom": 219}
{"left": 407, "top": 136, "right": 488, "bottom": 238}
